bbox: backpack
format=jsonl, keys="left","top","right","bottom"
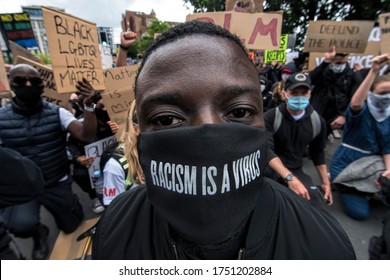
{"left": 273, "top": 107, "right": 321, "bottom": 140}
{"left": 99, "top": 142, "right": 132, "bottom": 190}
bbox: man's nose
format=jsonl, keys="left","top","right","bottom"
{"left": 25, "top": 80, "right": 32, "bottom": 86}
{"left": 193, "top": 107, "right": 222, "bottom": 125}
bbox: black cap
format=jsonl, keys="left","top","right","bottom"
{"left": 284, "top": 72, "right": 311, "bottom": 91}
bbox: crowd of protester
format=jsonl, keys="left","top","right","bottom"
{"left": 0, "top": 19, "right": 389, "bottom": 260}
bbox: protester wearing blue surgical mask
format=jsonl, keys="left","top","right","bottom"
{"left": 265, "top": 72, "right": 332, "bottom": 208}
{"left": 330, "top": 54, "right": 390, "bottom": 220}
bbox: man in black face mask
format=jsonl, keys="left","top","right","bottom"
{"left": 0, "top": 64, "right": 97, "bottom": 259}
{"left": 92, "top": 21, "right": 356, "bottom": 260}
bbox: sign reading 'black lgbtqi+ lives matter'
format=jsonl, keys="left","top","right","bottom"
{"left": 42, "top": 7, "right": 105, "bottom": 94}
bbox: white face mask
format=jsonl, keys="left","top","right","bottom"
{"left": 331, "top": 63, "right": 346, "bottom": 73}
{"left": 281, "top": 73, "right": 290, "bottom": 82}
{"left": 260, "top": 85, "right": 266, "bottom": 93}
{"left": 367, "top": 91, "right": 390, "bottom": 122}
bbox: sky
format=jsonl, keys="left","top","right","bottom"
{"left": 0, "top": 0, "right": 194, "bottom": 43}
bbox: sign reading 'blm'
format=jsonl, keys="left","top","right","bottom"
{"left": 42, "top": 7, "right": 105, "bottom": 94}
{"left": 186, "top": 12, "right": 282, "bottom": 50}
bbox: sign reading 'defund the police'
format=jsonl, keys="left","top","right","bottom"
{"left": 42, "top": 6, "right": 105, "bottom": 94}
{"left": 186, "top": 12, "right": 282, "bottom": 50}
{"left": 303, "top": 20, "right": 374, "bottom": 53}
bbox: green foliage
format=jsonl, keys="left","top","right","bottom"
{"left": 129, "top": 19, "right": 172, "bottom": 58}
{"left": 34, "top": 52, "right": 51, "bottom": 64}
{"left": 183, "top": 0, "right": 225, "bottom": 12}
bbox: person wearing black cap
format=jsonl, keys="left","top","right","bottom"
{"left": 265, "top": 72, "right": 333, "bottom": 207}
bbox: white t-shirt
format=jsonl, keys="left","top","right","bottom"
{"left": 103, "top": 158, "right": 126, "bottom": 206}
{"left": 59, "top": 107, "right": 77, "bottom": 130}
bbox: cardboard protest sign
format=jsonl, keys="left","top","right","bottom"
{"left": 42, "top": 7, "right": 105, "bottom": 94}
{"left": 84, "top": 135, "right": 117, "bottom": 187}
{"left": 99, "top": 44, "right": 113, "bottom": 70}
{"left": 9, "top": 41, "right": 42, "bottom": 64}
{"left": 308, "top": 27, "right": 381, "bottom": 70}
{"left": 187, "top": 12, "right": 282, "bottom": 50}
{"left": 379, "top": 13, "right": 390, "bottom": 54}
{"left": 102, "top": 64, "right": 139, "bottom": 139}
{"left": 0, "top": 12, "right": 38, "bottom": 50}
{"left": 264, "top": 34, "right": 288, "bottom": 63}
{"left": 0, "top": 50, "right": 10, "bottom": 95}
{"left": 14, "top": 56, "right": 71, "bottom": 107}
{"left": 225, "top": 0, "right": 263, "bottom": 12}
{"left": 303, "top": 20, "right": 374, "bottom": 53}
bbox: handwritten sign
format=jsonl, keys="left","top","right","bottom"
{"left": 0, "top": 50, "right": 10, "bottom": 94}
{"left": 9, "top": 40, "right": 42, "bottom": 64}
{"left": 0, "top": 12, "right": 38, "bottom": 50}
{"left": 225, "top": 0, "right": 264, "bottom": 12}
{"left": 264, "top": 34, "right": 288, "bottom": 63}
{"left": 42, "top": 7, "right": 105, "bottom": 94}
{"left": 308, "top": 27, "right": 381, "bottom": 70}
{"left": 379, "top": 13, "right": 390, "bottom": 54}
{"left": 303, "top": 20, "right": 374, "bottom": 53}
{"left": 99, "top": 44, "right": 113, "bottom": 70}
{"left": 84, "top": 135, "right": 117, "bottom": 187}
{"left": 102, "top": 64, "right": 139, "bottom": 139}
{"left": 14, "top": 56, "right": 71, "bottom": 107}
{"left": 186, "top": 12, "right": 282, "bottom": 50}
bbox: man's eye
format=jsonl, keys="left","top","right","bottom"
{"left": 151, "top": 115, "right": 183, "bottom": 127}
{"left": 227, "top": 108, "right": 254, "bottom": 119}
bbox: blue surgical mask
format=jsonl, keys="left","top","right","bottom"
{"left": 286, "top": 96, "right": 310, "bottom": 111}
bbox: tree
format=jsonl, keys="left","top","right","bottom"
{"left": 183, "top": 0, "right": 225, "bottom": 12}
{"left": 132, "top": 19, "right": 172, "bottom": 57}
{"left": 183, "top": 0, "right": 390, "bottom": 48}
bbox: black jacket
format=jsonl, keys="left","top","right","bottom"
{"left": 0, "top": 100, "right": 69, "bottom": 187}
{"left": 92, "top": 178, "right": 356, "bottom": 260}
{"left": 264, "top": 103, "right": 327, "bottom": 171}
{"left": 310, "top": 61, "right": 361, "bottom": 121}
{"left": 0, "top": 146, "right": 44, "bottom": 258}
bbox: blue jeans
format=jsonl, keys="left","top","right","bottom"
{"left": 340, "top": 193, "right": 370, "bottom": 220}
{"left": 2, "top": 176, "right": 84, "bottom": 237}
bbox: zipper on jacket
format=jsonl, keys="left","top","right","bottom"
{"left": 237, "top": 248, "right": 245, "bottom": 260}
{"left": 172, "top": 244, "right": 179, "bottom": 260}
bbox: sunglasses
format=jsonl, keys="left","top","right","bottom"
{"left": 12, "top": 76, "right": 43, "bottom": 86}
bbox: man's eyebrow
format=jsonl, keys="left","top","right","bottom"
{"left": 218, "top": 85, "right": 260, "bottom": 98}
{"left": 141, "top": 92, "right": 183, "bottom": 107}
{"left": 141, "top": 85, "right": 259, "bottom": 106}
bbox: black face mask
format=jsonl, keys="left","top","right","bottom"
{"left": 12, "top": 85, "right": 43, "bottom": 106}
{"left": 138, "top": 123, "right": 268, "bottom": 245}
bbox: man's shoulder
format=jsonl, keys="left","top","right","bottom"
{"left": 96, "top": 186, "right": 151, "bottom": 236}
{"left": 258, "top": 178, "right": 356, "bottom": 259}
{"left": 92, "top": 186, "right": 155, "bottom": 259}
